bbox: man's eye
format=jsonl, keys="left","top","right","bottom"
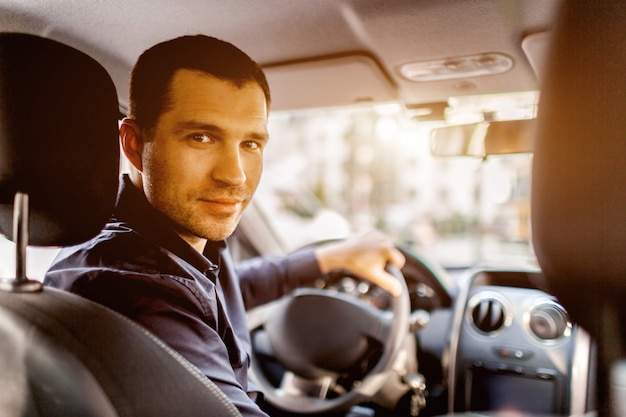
{"left": 190, "top": 134, "right": 211, "bottom": 143}
{"left": 242, "top": 140, "right": 261, "bottom": 150}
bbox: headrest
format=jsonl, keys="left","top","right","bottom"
{"left": 531, "top": 3, "right": 626, "bottom": 311}
{"left": 0, "top": 33, "right": 120, "bottom": 246}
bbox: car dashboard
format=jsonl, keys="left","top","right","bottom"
{"left": 445, "top": 268, "right": 595, "bottom": 414}
{"left": 323, "top": 253, "right": 596, "bottom": 414}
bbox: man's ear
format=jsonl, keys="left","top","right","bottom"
{"left": 119, "top": 118, "right": 143, "bottom": 172}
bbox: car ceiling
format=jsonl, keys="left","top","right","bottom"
{"left": 0, "top": 0, "right": 562, "bottom": 113}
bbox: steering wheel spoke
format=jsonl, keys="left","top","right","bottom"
{"left": 278, "top": 371, "right": 338, "bottom": 399}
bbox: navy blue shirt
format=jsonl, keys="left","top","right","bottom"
{"left": 44, "top": 175, "right": 322, "bottom": 417}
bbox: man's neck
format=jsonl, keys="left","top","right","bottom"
{"left": 176, "top": 232, "right": 207, "bottom": 254}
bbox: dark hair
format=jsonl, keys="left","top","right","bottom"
{"left": 127, "top": 35, "right": 271, "bottom": 132}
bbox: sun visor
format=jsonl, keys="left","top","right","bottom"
{"left": 522, "top": 32, "right": 553, "bottom": 84}
{"left": 263, "top": 54, "right": 397, "bottom": 111}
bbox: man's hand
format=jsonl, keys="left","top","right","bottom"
{"left": 314, "top": 229, "right": 406, "bottom": 297}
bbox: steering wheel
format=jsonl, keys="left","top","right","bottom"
{"left": 247, "top": 265, "right": 410, "bottom": 414}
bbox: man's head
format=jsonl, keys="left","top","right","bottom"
{"left": 128, "top": 34, "right": 270, "bottom": 134}
{"left": 120, "top": 35, "right": 271, "bottom": 251}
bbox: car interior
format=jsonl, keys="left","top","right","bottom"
{"left": 0, "top": 1, "right": 624, "bottom": 416}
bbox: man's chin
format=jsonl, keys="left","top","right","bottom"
{"left": 175, "top": 210, "right": 243, "bottom": 242}
{"left": 200, "top": 220, "right": 240, "bottom": 242}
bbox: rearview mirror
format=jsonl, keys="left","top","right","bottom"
{"left": 430, "top": 119, "right": 536, "bottom": 157}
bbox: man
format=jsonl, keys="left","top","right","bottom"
{"left": 44, "top": 35, "right": 405, "bottom": 416}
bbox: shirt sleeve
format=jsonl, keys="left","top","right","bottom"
{"left": 235, "top": 247, "right": 323, "bottom": 310}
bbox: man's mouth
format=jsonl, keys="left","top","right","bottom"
{"left": 199, "top": 198, "right": 244, "bottom": 215}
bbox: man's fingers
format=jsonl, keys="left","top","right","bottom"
{"left": 386, "top": 246, "right": 406, "bottom": 270}
{"left": 371, "top": 268, "right": 403, "bottom": 297}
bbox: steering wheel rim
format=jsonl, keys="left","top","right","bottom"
{"left": 247, "top": 265, "right": 410, "bottom": 414}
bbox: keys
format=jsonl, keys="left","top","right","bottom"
{"left": 403, "top": 372, "right": 426, "bottom": 416}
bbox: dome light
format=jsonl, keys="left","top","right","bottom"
{"left": 400, "top": 53, "right": 513, "bottom": 82}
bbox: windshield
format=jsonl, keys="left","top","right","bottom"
{"left": 255, "top": 100, "right": 537, "bottom": 270}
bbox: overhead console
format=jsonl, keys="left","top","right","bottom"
{"left": 447, "top": 268, "right": 595, "bottom": 414}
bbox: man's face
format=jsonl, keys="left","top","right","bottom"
{"left": 140, "top": 69, "right": 268, "bottom": 244}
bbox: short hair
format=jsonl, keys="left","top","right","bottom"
{"left": 127, "top": 35, "right": 271, "bottom": 133}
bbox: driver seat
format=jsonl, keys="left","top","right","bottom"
{"left": 0, "top": 32, "right": 242, "bottom": 417}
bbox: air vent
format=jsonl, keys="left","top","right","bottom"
{"left": 471, "top": 298, "right": 506, "bottom": 334}
{"left": 528, "top": 303, "right": 570, "bottom": 340}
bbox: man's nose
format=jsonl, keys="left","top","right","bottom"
{"left": 211, "top": 146, "right": 247, "bottom": 186}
